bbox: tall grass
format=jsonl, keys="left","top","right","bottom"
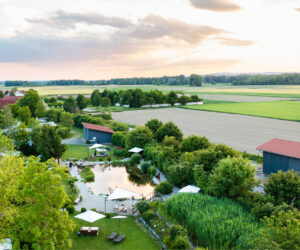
{"left": 165, "top": 193, "right": 260, "bottom": 249}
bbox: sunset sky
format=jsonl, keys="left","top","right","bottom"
{"left": 0, "top": 0, "right": 300, "bottom": 80}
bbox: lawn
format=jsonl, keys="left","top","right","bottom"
{"left": 71, "top": 215, "right": 160, "bottom": 250}
{"left": 183, "top": 101, "right": 300, "bottom": 121}
{"left": 62, "top": 145, "right": 91, "bottom": 160}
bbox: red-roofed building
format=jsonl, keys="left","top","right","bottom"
{"left": 257, "top": 138, "right": 300, "bottom": 174}
{"left": 0, "top": 96, "right": 22, "bottom": 109}
{"left": 82, "top": 122, "right": 114, "bottom": 144}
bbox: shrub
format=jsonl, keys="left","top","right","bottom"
{"left": 180, "top": 135, "right": 210, "bottom": 152}
{"left": 56, "top": 126, "right": 71, "bottom": 139}
{"left": 113, "top": 148, "right": 128, "bottom": 158}
{"left": 172, "top": 236, "right": 190, "bottom": 250}
{"left": 145, "top": 119, "right": 163, "bottom": 134}
{"left": 141, "top": 161, "right": 151, "bottom": 174}
{"left": 104, "top": 213, "right": 113, "bottom": 219}
{"left": 155, "top": 181, "right": 173, "bottom": 195}
{"left": 170, "top": 225, "right": 187, "bottom": 240}
{"left": 112, "top": 131, "right": 126, "bottom": 147}
{"left": 126, "top": 126, "right": 153, "bottom": 148}
{"left": 130, "top": 153, "right": 141, "bottom": 165}
{"left": 66, "top": 205, "right": 75, "bottom": 214}
{"left": 142, "top": 209, "right": 157, "bottom": 222}
{"left": 155, "top": 121, "right": 183, "bottom": 142}
{"left": 148, "top": 166, "right": 157, "bottom": 178}
{"left": 80, "top": 167, "right": 95, "bottom": 183}
{"left": 81, "top": 207, "right": 87, "bottom": 213}
{"left": 137, "top": 201, "right": 151, "bottom": 214}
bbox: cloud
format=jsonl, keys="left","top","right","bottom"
{"left": 188, "top": 0, "right": 242, "bottom": 12}
{"left": 26, "top": 10, "right": 132, "bottom": 29}
{"left": 216, "top": 37, "right": 255, "bottom": 46}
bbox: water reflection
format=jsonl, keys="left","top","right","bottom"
{"left": 86, "top": 165, "right": 154, "bottom": 196}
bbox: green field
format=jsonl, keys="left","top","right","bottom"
{"left": 71, "top": 215, "right": 160, "bottom": 250}
{"left": 183, "top": 101, "right": 300, "bottom": 122}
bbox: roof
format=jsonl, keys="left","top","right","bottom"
{"left": 178, "top": 185, "right": 201, "bottom": 193}
{"left": 257, "top": 138, "right": 300, "bottom": 159}
{"left": 82, "top": 122, "right": 114, "bottom": 134}
{"left": 0, "top": 96, "right": 22, "bottom": 109}
{"left": 128, "top": 147, "right": 143, "bottom": 153}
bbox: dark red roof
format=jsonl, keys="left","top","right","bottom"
{"left": 257, "top": 138, "right": 300, "bottom": 159}
{"left": 0, "top": 96, "right": 22, "bottom": 109}
{"left": 82, "top": 122, "right": 114, "bottom": 134}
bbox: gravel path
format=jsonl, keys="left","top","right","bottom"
{"left": 112, "top": 108, "right": 300, "bottom": 154}
{"left": 199, "top": 94, "right": 297, "bottom": 102}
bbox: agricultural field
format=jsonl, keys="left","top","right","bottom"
{"left": 4, "top": 84, "right": 300, "bottom": 98}
{"left": 184, "top": 100, "right": 300, "bottom": 122}
{"left": 112, "top": 108, "right": 300, "bottom": 154}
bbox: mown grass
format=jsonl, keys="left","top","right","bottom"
{"left": 71, "top": 215, "right": 160, "bottom": 250}
{"left": 62, "top": 145, "right": 91, "bottom": 160}
{"left": 183, "top": 100, "right": 300, "bottom": 122}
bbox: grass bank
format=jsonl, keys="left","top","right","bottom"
{"left": 183, "top": 100, "right": 300, "bottom": 122}
{"left": 79, "top": 167, "right": 95, "bottom": 182}
{"left": 71, "top": 214, "right": 160, "bottom": 250}
{"left": 62, "top": 145, "right": 90, "bottom": 160}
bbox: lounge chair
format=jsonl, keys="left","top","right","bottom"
{"left": 108, "top": 232, "right": 118, "bottom": 240}
{"left": 114, "top": 235, "right": 126, "bottom": 243}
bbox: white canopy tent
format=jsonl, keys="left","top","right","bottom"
{"left": 96, "top": 148, "right": 108, "bottom": 153}
{"left": 89, "top": 144, "right": 106, "bottom": 150}
{"left": 178, "top": 185, "right": 201, "bottom": 194}
{"left": 128, "top": 147, "right": 143, "bottom": 154}
{"left": 74, "top": 210, "right": 106, "bottom": 223}
{"left": 107, "top": 187, "right": 140, "bottom": 200}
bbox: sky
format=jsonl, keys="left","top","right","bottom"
{"left": 0, "top": 0, "right": 300, "bottom": 80}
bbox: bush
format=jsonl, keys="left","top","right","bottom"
{"left": 130, "top": 153, "right": 141, "bottom": 165}
{"left": 155, "top": 121, "right": 183, "bottom": 142}
{"left": 112, "top": 131, "right": 126, "bottom": 147}
{"left": 180, "top": 135, "right": 210, "bottom": 152}
{"left": 142, "top": 209, "right": 157, "bottom": 222}
{"left": 81, "top": 207, "right": 87, "bottom": 213}
{"left": 172, "top": 236, "right": 190, "bottom": 250}
{"left": 170, "top": 225, "right": 187, "bottom": 240}
{"left": 79, "top": 167, "right": 95, "bottom": 183}
{"left": 113, "top": 148, "right": 128, "bottom": 158}
{"left": 66, "top": 205, "right": 75, "bottom": 214}
{"left": 141, "top": 161, "right": 151, "bottom": 174}
{"left": 137, "top": 201, "right": 151, "bottom": 214}
{"left": 104, "top": 213, "right": 113, "bottom": 218}
{"left": 148, "top": 166, "right": 157, "bottom": 178}
{"left": 155, "top": 181, "right": 173, "bottom": 195}
{"left": 56, "top": 126, "right": 71, "bottom": 139}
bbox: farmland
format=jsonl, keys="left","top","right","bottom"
{"left": 112, "top": 108, "right": 300, "bottom": 154}
{"left": 3, "top": 84, "right": 300, "bottom": 98}
{"left": 184, "top": 101, "right": 300, "bottom": 122}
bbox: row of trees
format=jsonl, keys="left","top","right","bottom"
{"left": 4, "top": 74, "right": 203, "bottom": 87}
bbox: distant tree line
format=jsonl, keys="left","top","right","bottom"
{"left": 5, "top": 73, "right": 300, "bottom": 87}
{"left": 204, "top": 73, "right": 300, "bottom": 85}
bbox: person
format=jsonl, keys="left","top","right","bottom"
{"left": 69, "top": 161, "right": 73, "bottom": 168}
{"left": 157, "top": 172, "right": 160, "bottom": 181}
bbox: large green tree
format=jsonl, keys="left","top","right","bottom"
{"left": 63, "top": 96, "right": 78, "bottom": 113}
{"left": 145, "top": 119, "right": 163, "bottom": 134}
{"left": 126, "top": 126, "right": 153, "bottom": 149}
{"left": 60, "top": 112, "right": 74, "bottom": 128}
{"left": 180, "top": 135, "right": 210, "bottom": 152}
{"left": 76, "top": 94, "right": 89, "bottom": 111}
{"left": 91, "top": 91, "right": 101, "bottom": 107}
{"left": 189, "top": 74, "right": 202, "bottom": 86}
{"left": 33, "top": 126, "right": 67, "bottom": 161}
{"left": 18, "top": 106, "right": 31, "bottom": 125}
{"left": 265, "top": 170, "right": 300, "bottom": 208}
{"left": 100, "top": 97, "right": 111, "bottom": 107}
{"left": 208, "top": 157, "right": 258, "bottom": 202}
{"left": 0, "top": 106, "right": 15, "bottom": 129}
{"left": 18, "top": 89, "right": 43, "bottom": 116}
{"left": 155, "top": 121, "right": 183, "bottom": 142}
{"left": 0, "top": 156, "right": 75, "bottom": 249}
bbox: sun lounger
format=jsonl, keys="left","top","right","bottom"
{"left": 74, "top": 198, "right": 80, "bottom": 205}
{"left": 114, "top": 235, "right": 126, "bottom": 243}
{"left": 80, "top": 227, "right": 99, "bottom": 236}
{"left": 108, "top": 232, "right": 118, "bottom": 240}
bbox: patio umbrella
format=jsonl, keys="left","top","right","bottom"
{"left": 89, "top": 144, "right": 106, "bottom": 150}
{"left": 74, "top": 210, "right": 106, "bottom": 223}
{"left": 178, "top": 185, "right": 201, "bottom": 194}
{"left": 112, "top": 215, "right": 127, "bottom": 232}
{"left": 107, "top": 187, "right": 139, "bottom": 200}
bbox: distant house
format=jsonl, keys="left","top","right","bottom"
{"left": 9, "top": 90, "right": 26, "bottom": 97}
{"left": 0, "top": 96, "right": 22, "bottom": 109}
{"left": 257, "top": 138, "right": 300, "bottom": 174}
{"left": 82, "top": 122, "right": 114, "bottom": 144}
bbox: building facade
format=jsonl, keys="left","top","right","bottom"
{"left": 82, "top": 122, "right": 114, "bottom": 144}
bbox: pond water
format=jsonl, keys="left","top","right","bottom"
{"left": 86, "top": 165, "right": 154, "bottom": 197}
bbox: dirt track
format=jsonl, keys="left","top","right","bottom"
{"left": 112, "top": 108, "right": 300, "bottom": 154}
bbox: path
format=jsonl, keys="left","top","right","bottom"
{"left": 112, "top": 108, "right": 300, "bottom": 154}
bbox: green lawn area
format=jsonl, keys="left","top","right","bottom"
{"left": 183, "top": 101, "right": 300, "bottom": 121}
{"left": 71, "top": 215, "right": 160, "bottom": 250}
{"left": 62, "top": 145, "right": 91, "bottom": 160}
